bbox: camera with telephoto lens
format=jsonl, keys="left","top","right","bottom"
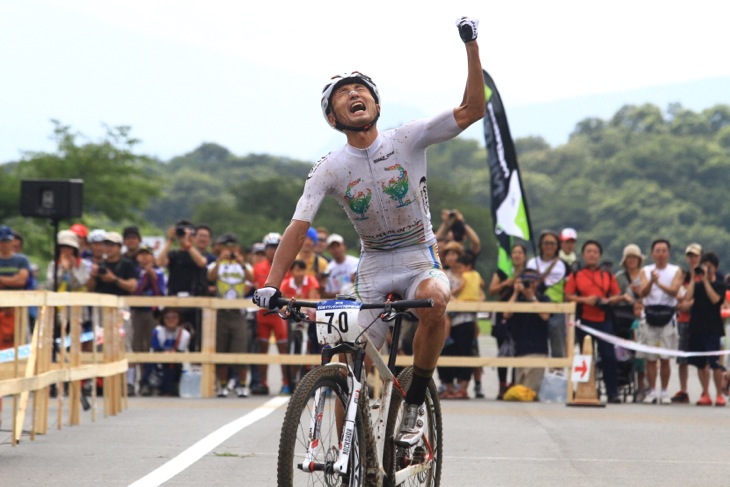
{"left": 98, "top": 260, "right": 108, "bottom": 276}
{"left": 695, "top": 266, "right": 705, "bottom": 276}
{"left": 448, "top": 211, "right": 456, "bottom": 218}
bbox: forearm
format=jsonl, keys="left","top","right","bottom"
{"left": 116, "top": 277, "right": 137, "bottom": 294}
{"left": 187, "top": 245, "right": 207, "bottom": 268}
{"left": 157, "top": 240, "right": 172, "bottom": 267}
{"left": 454, "top": 41, "right": 485, "bottom": 129}
{"left": 464, "top": 224, "right": 481, "bottom": 254}
{"left": 704, "top": 280, "right": 721, "bottom": 304}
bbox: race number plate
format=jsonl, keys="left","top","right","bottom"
{"left": 315, "top": 300, "right": 362, "bottom": 345}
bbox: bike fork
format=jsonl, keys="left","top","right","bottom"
{"left": 299, "top": 386, "right": 328, "bottom": 472}
{"left": 334, "top": 348, "right": 366, "bottom": 477}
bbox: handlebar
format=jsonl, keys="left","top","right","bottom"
{"left": 271, "top": 297, "right": 433, "bottom": 312}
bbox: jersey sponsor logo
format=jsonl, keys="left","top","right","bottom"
{"left": 361, "top": 219, "right": 425, "bottom": 249}
{"left": 373, "top": 150, "right": 394, "bottom": 163}
{"left": 307, "top": 154, "right": 329, "bottom": 179}
{"left": 418, "top": 176, "right": 430, "bottom": 217}
{"left": 382, "top": 163, "right": 412, "bottom": 207}
{"left": 344, "top": 178, "right": 372, "bottom": 220}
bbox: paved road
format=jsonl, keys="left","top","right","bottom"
{"left": 3, "top": 378, "right": 730, "bottom": 486}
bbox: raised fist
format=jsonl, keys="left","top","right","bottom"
{"left": 456, "top": 17, "right": 479, "bottom": 43}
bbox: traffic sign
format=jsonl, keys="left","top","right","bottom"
{"left": 571, "top": 354, "right": 592, "bottom": 383}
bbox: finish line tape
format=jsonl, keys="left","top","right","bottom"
{"left": 575, "top": 321, "right": 730, "bottom": 358}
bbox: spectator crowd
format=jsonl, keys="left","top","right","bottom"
{"left": 3, "top": 212, "right": 730, "bottom": 407}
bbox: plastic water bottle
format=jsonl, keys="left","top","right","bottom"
{"left": 179, "top": 366, "right": 201, "bottom": 398}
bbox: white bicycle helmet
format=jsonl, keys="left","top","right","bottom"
{"left": 321, "top": 71, "right": 380, "bottom": 130}
{"left": 262, "top": 232, "right": 282, "bottom": 247}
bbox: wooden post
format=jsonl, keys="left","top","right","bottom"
{"left": 200, "top": 305, "right": 216, "bottom": 398}
{"left": 565, "top": 312, "right": 576, "bottom": 402}
{"left": 11, "top": 306, "right": 20, "bottom": 446}
{"left": 68, "top": 306, "right": 81, "bottom": 425}
{"left": 13, "top": 306, "right": 42, "bottom": 443}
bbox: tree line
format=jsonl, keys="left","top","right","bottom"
{"left": 2, "top": 103, "right": 730, "bottom": 282}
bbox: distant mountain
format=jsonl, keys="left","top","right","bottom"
{"left": 456, "top": 76, "right": 730, "bottom": 148}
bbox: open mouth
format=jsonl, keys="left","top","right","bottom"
{"left": 350, "top": 102, "right": 366, "bottom": 114}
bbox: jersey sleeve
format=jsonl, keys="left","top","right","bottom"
{"left": 292, "top": 158, "right": 331, "bottom": 223}
{"left": 409, "top": 109, "right": 464, "bottom": 151}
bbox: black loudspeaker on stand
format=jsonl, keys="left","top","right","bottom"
{"left": 20, "top": 179, "right": 84, "bottom": 292}
{"left": 20, "top": 179, "right": 87, "bottom": 409}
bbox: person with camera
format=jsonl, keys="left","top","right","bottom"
{"left": 527, "top": 230, "right": 569, "bottom": 358}
{"left": 207, "top": 233, "right": 251, "bottom": 398}
{"left": 502, "top": 269, "right": 551, "bottom": 396}
{"left": 565, "top": 240, "right": 625, "bottom": 404}
{"left": 87, "top": 231, "right": 138, "bottom": 296}
{"left": 157, "top": 220, "right": 209, "bottom": 350}
{"left": 684, "top": 252, "right": 726, "bottom": 406}
{"left": 435, "top": 208, "right": 481, "bottom": 258}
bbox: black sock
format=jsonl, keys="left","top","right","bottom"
{"left": 405, "top": 366, "right": 434, "bottom": 406}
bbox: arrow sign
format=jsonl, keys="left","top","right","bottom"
{"left": 571, "top": 354, "right": 593, "bottom": 383}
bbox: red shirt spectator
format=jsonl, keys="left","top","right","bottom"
{"left": 565, "top": 267, "right": 620, "bottom": 322}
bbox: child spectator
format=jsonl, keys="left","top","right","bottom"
{"left": 439, "top": 252, "right": 483, "bottom": 399}
{"left": 144, "top": 308, "right": 191, "bottom": 396}
{"left": 133, "top": 244, "right": 167, "bottom": 397}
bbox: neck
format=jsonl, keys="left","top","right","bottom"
{"left": 345, "top": 127, "right": 378, "bottom": 149}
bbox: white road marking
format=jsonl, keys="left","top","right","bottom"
{"left": 128, "top": 396, "right": 289, "bottom": 487}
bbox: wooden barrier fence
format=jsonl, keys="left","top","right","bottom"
{"left": 1, "top": 292, "right": 577, "bottom": 445}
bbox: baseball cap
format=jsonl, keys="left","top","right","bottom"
{"left": 685, "top": 243, "right": 702, "bottom": 256}
{"left": 0, "top": 225, "right": 14, "bottom": 241}
{"left": 88, "top": 229, "right": 107, "bottom": 243}
{"left": 136, "top": 244, "right": 154, "bottom": 255}
{"left": 215, "top": 233, "right": 238, "bottom": 245}
{"left": 104, "top": 231, "right": 123, "bottom": 245}
{"left": 70, "top": 223, "right": 89, "bottom": 238}
{"left": 306, "top": 227, "right": 318, "bottom": 244}
{"left": 326, "top": 233, "right": 345, "bottom": 246}
{"left": 123, "top": 225, "right": 141, "bottom": 239}
{"left": 252, "top": 242, "right": 265, "bottom": 254}
{"left": 560, "top": 227, "right": 578, "bottom": 241}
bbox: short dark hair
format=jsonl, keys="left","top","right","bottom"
{"left": 457, "top": 253, "right": 475, "bottom": 267}
{"left": 581, "top": 239, "right": 603, "bottom": 255}
{"left": 651, "top": 239, "right": 671, "bottom": 251}
{"left": 701, "top": 252, "right": 719, "bottom": 268}
{"left": 290, "top": 259, "right": 307, "bottom": 271}
{"left": 195, "top": 224, "right": 212, "bottom": 236}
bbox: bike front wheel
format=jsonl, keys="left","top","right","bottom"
{"left": 383, "top": 366, "right": 443, "bottom": 487}
{"left": 278, "top": 365, "right": 374, "bottom": 487}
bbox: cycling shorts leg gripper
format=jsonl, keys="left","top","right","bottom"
{"left": 405, "top": 366, "right": 434, "bottom": 406}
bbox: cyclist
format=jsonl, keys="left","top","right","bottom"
{"left": 254, "top": 17, "right": 484, "bottom": 446}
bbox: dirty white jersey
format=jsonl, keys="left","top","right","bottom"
{"left": 292, "top": 110, "right": 463, "bottom": 251}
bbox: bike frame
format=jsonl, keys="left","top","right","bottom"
{"left": 294, "top": 302, "right": 435, "bottom": 484}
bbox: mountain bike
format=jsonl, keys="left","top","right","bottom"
{"left": 274, "top": 295, "right": 443, "bottom": 486}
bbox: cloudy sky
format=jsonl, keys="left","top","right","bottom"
{"left": 2, "top": 0, "right": 729, "bottom": 164}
